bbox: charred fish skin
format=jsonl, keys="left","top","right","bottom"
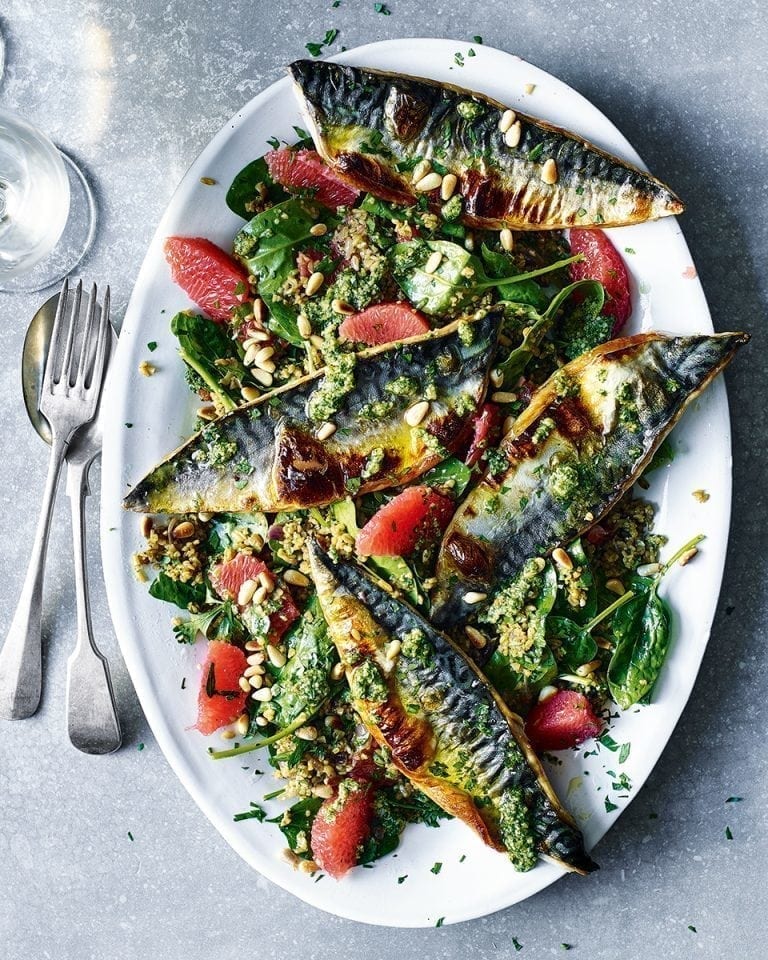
{"left": 431, "top": 332, "right": 749, "bottom": 629}
{"left": 123, "top": 312, "right": 500, "bottom": 515}
{"left": 289, "top": 59, "right": 683, "bottom": 231}
{"left": 308, "top": 541, "right": 597, "bottom": 875}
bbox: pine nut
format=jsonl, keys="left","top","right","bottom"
{"left": 404, "top": 400, "right": 430, "bottom": 427}
{"left": 463, "top": 591, "right": 488, "bottom": 604}
{"left": 411, "top": 159, "right": 432, "bottom": 184}
{"left": 414, "top": 172, "right": 443, "bottom": 193}
{"left": 500, "top": 228, "right": 514, "bottom": 251}
{"left": 541, "top": 158, "right": 558, "bottom": 184}
{"left": 238, "top": 676, "right": 252, "bottom": 693}
{"left": 330, "top": 662, "right": 345, "bottom": 681}
{"left": 606, "top": 578, "right": 625, "bottom": 596}
{"left": 499, "top": 109, "right": 516, "bottom": 133}
{"left": 465, "top": 626, "right": 487, "bottom": 649}
{"left": 252, "top": 368, "right": 273, "bottom": 388}
{"left": 538, "top": 684, "right": 558, "bottom": 702}
{"left": 253, "top": 298, "right": 266, "bottom": 324}
{"left": 244, "top": 665, "right": 262, "bottom": 678}
{"left": 253, "top": 585, "right": 268, "bottom": 606}
{"left": 172, "top": 521, "right": 195, "bottom": 540}
{"left": 503, "top": 415, "right": 515, "bottom": 434}
{"left": 305, "top": 271, "right": 325, "bottom": 296}
{"left": 309, "top": 334, "right": 324, "bottom": 349}
{"left": 241, "top": 385, "right": 260, "bottom": 402}
{"left": 251, "top": 687, "right": 273, "bottom": 702}
{"left": 350, "top": 627, "right": 362, "bottom": 642}
{"left": 252, "top": 329, "right": 271, "bottom": 342}
{"left": 295, "top": 725, "right": 318, "bottom": 741}
{"left": 679, "top": 548, "right": 698, "bottom": 566}
{"left": 298, "top": 859, "right": 318, "bottom": 875}
{"left": 505, "top": 121, "right": 522, "bottom": 148}
{"left": 491, "top": 391, "right": 517, "bottom": 404}
{"left": 312, "top": 784, "right": 334, "bottom": 799}
{"left": 284, "top": 569, "right": 311, "bottom": 588}
{"left": 244, "top": 343, "right": 259, "bottom": 366}
{"left": 254, "top": 346, "right": 275, "bottom": 366}
{"left": 524, "top": 83, "right": 536, "bottom": 94}
{"left": 490, "top": 368, "right": 504, "bottom": 388}
{"left": 255, "top": 715, "right": 268, "bottom": 727}
{"left": 576, "top": 659, "right": 601, "bottom": 677}
{"left": 637, "top": 562, "right": 660, "bottom": 577}
{"left": 140, "top": 516, "right": 153, "bottom": 538}
{"left": 220, "top": 729, "right": 236, "bottom": 741}
{"left": 198, "top": 404, "right": 217, "bottom": 421}
{"left": 309, "top": 223, "right": 328, "bottom": 237}
{"left": 235, "top": 713, "right": 250, "bottom": 736}
{"left": 440, "top": 173, "right": 458, "bottom": 201}
{"left": 424, "top": 251, "right": 443, "bottom": 275}
{"left": 331, "top": 298, "right": 355, "bottom": 315}
{"left": 266, "top": 644, "right": 287, "bottom": 668}
{"left": 316, "top": 421, "right": 336, "bottom": 442}
{"left": 249, "top": 674, "right": 264, "bottom": 690}
{"left": 552, "top": 547, "right": 573, "bottom": 570}
{"left": 297, "top": 314, "right": 312, "bottom": 339}
{"left": 244, "top": 640, "right": 261, "bottom": 652}
{"left": 247, "top": 652, "right": 264, "bottom": 666}
{"left": 237, "top": 578, "right": 259, "bottom": 607}
{"left": 258, "top": 570, "right": 275, "bottom": 592}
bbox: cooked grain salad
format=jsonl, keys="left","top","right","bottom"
{"left": 126, "top": 61, "right": 747, "bottom": 880}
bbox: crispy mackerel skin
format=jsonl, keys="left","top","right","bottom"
{"left": 289, "top": 59, "right": 683, "bottom": 231}
{"left": 308, "top": 542, "right": 596, "bottom": 874}
{"left": 124, "top": 312, "right": 499, "bottom": 514}
{"left": 431, "top": 331, "right": 749, "bottom": 629}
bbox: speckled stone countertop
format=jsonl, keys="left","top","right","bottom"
{"left": 0, "top": 2, "right": 766, "bottom": 958}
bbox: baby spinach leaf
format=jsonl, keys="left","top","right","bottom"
{"left": 272, "top": 796, "right": 322, "bottom": 858}
{"left": 225, "top": 156, "right": 288, "bottom": 219}
{"left": 148, "top": 572, "right": 206, "bottom": 610}
{"left": 170, "top": 312, "right": 246, "bottom": 411}
{"left": 547, "top": 616, "right": 598, "bottom": 673}
{"left": 607, "top": 577, "right": 670, "bottom": 710}
{"left": 644, "top": 437, "right": 675, "bottom": 474}
{"left": 481, "top": 243, "right": 549, "bottom": 310}
{"left": 173, "top": 598, "right": 245, "bottom": 645}
{"left": 422, "top": 457, "right": 472, "bottom": 497}
{"left": 391, "top": 239, "right": 578, "bottom": 317}
{"left": 552, "top": 538, "right": 598, "bottom": 624}
{"left": 553, "top": 280, "right": 611, "bottom": 361}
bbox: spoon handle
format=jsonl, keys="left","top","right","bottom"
{"left": 0, "top": 432, "right": 68, "bottom": 719}
{"left": 65, "top": 454, "right": 122, "bottom": 754}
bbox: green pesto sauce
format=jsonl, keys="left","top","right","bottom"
{"left": 308, "top": 351, "right": 357, "bottom": 422}
{"left": 196, "top": 424, "right": 238, "bottom": 466}
{"left": 441, "top": 195, "right": 463, "bottom": 222}
{"left": 548, "top": 462, "right": 581, "bottom": 502}
{"left": 457, "top": 320, "right": 475, "bottom": 346}
{"left": 401, "top": 627, "right": 433, "bottom": 663}
{"left": 480, "top": 558, "right": 547, "bottom": 662}
{"left": 456, "top": 100, "right": 484, "bottom": 120}
{"left": 361, "top": 446, "right": 385, "bottom": 479}
{"left": 350, "top": 659, "right": 388, "bottom": 704}
{"left": 532, "top": 416, "right": 556, "bottom": 445}
{"left": 498, "top": 786, "right": 537, "bottom": 870}
{"left": 385, "top": 375, "right": 419, "bottom": 398}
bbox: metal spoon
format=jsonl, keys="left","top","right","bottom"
{"left": 23, "top": 291, "right": 122, "bottom": 754}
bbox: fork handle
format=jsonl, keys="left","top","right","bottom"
{"left": 0, "top": 433, "right": 68, "bottom": 719}
{"left": 65, "top": 454, "right": 122, "bottom": 754}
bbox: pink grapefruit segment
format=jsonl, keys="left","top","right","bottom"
{"left": 265, "top": 148, "right": 360, "bottom": 209}
{"left": 164, "top": 236, "right": 250, "bottom": 323}
{"left": 197, "top": 640, "right": 248, "bottom": 735}
{"left": 338, "top": 302, "right": 430, "bottom": 346}
{"left": 356, "top": 486, "right": 455, "bottom": 557}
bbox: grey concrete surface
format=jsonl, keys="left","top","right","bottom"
{"left": 0, "top": 2, "right": 765, "bottom": 958}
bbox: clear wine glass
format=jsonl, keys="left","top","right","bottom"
{"left": 0, "top": 108, "right": 96, "bottom": 293}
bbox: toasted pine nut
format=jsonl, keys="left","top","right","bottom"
{"left": 297, "top": 314, "right": 312, "bottom": 339}
{"left": 330, "top": 662, "right": 345, "bottom": 681}
{"left": 295, "top": 725, "right": 318, "bottom": 741}
{"left": 503, "top": 415, "right": 515, "bottom": 434}
{"left": 552, "top": 547, "right": 573, "bottom": 570}
{"left": 463, "top": 591, "right": 488, "bottom": 604}
{"left": 576, "top": 659, "right": 601, "bottom": 677}
{"left": 198, "top": 404, "right": 217, "bottom": 421}
{"left": 248, "top": 674, "right": 264, "bottom": 690}
{"left": 253, "top": 585, "right": 268, "bottom": 606}
{"left": 637, "top": 562, "right": 661, "bottom": 577}
{"left": 298, "top": 859, "right": 318, "bottom": 875}
{"left": 404, "top": 400, "right": 430, "bottom": 427}
{"left": 309, "top": 223, "right": 328, "bottom": 237}
{"left": 309, "top": 334, "right": 324, "bottom": 349}
{"left": 505, "top": 121, "right": 522, "bottom": 148}
{"left": 244, "top": 640, "right": 262, "bottom": 652}
{"left": 140, "top": 516, "right": 153, "bottom": 539}
{"left": 266, "top": 644, "right": 287, "bottom": 668}
{"left": 280, "top": 848, "right": 299, "bottom": 867}
{"left": 235, "top": 713, "right": 250, "bottom": 736}
{"left": 424, "top": 251, "right": 442, "bottom": 275}
{"left": 252, "top": 298, "right": 266, "bottom": 324}
{"left": 316, "top": 421, "right": 336, "bottom": 442}
{"left": 252, "top": 368, "right": 273, "bottom": 388}
{"left": 491, "top": 391, "right": 517, "bottom": 404}
{"left": 305, "top": 271, "right": 325, "bottom": 297}
{"left": 251, "top": 686, "right": 273, "bottom": 702}
{"left": 465, "top": 626, "right": 488, "bottom": 649}
{"left": 238, "top": 676, "right": 252, "bottom": 693}
{"left": 606, "top": 578, "right": 625, "bottom": 596}
{"left": 172, "top": 521, "right": 195, "bottom": 540}
{"left": 541, "top": 158, "right": 558, "bottom": 184}
{"left": 490, "top": 368, "right": 504, "bottom": 388}
{"left": 255, "top": 715, "right": 268, "bottom": 727}
{"left": 254, "top": 346, "right": 275, "bottom": 366}
{"left": 499, "top": 108, "right": 516, "bottom": 133}
{"left": 252, "top": 329, "right": 271, "bottom": 342}
{"left": 331, "top": 298, "right": 355, "bottom": 315}
{"left": 258, "top": 570, "right": 275, "bottom": 592}
{"left": 386, "top": 639, "right": 401, "bottom": 660}
{"left": 247, "top": 652, "right": 265, "bottom": 666}
{"left": 284, "top": 569, "right": 311, "bottom": 588}
{"left": 500, "top": 228, "right": 514, "bottom": 252}
{"left": 312, "top": 784, "right": 334, "bottom": 799}
{"left": 220, "top": 729, "right": 236, "bottom": 741}
{"left": 440, "top": 173, "right": 458, "bottom": 201}
{"left": 414, "top": 172, "right": 443, "bottom": 193}
{"left": 411, "top": 159, "right": 432, "bottom": 184}
{"left": 244, "top": 342, "right": 259, "bottom": 366}
{"left": 679, "top": 548, "right": 698, "bottom": 567}
{"left": 538, "top": 684, "right": 558, "bottom": 702}
{"left": 237, "top": 578, "right": 259, "bottom": 607}
{"left": 241, "top": 385, "right": 260, "bottom": 402}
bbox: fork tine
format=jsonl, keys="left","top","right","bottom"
{"left": 42, "top": 278, "right": 70, "bottom": 390}
{"left": 75, "top": 283, "right": 98, "bottom": 386}
{"left": 59, "top": 279, "right": 83, "bottom": 387}
{"left": 89, "top": 285, "right": 111, "bottom": 392}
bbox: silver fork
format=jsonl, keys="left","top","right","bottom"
{"left": 0, "top": 280, "right": 110, "bottom": 720}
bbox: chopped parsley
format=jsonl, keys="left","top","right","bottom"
{"left": 373, "top": 2, "right": 390, "bottom": 12}
{"left": 147, "top": 340, "right": 158, "bottom": 352}
{"left": 430, "top": 861, "right": 442, "bottom": 875}
{"left": 725, "top": 826, "right": 733, "bottom": 840}
{"left": 604, "top": 797, "right": 618, "bottom": 813}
